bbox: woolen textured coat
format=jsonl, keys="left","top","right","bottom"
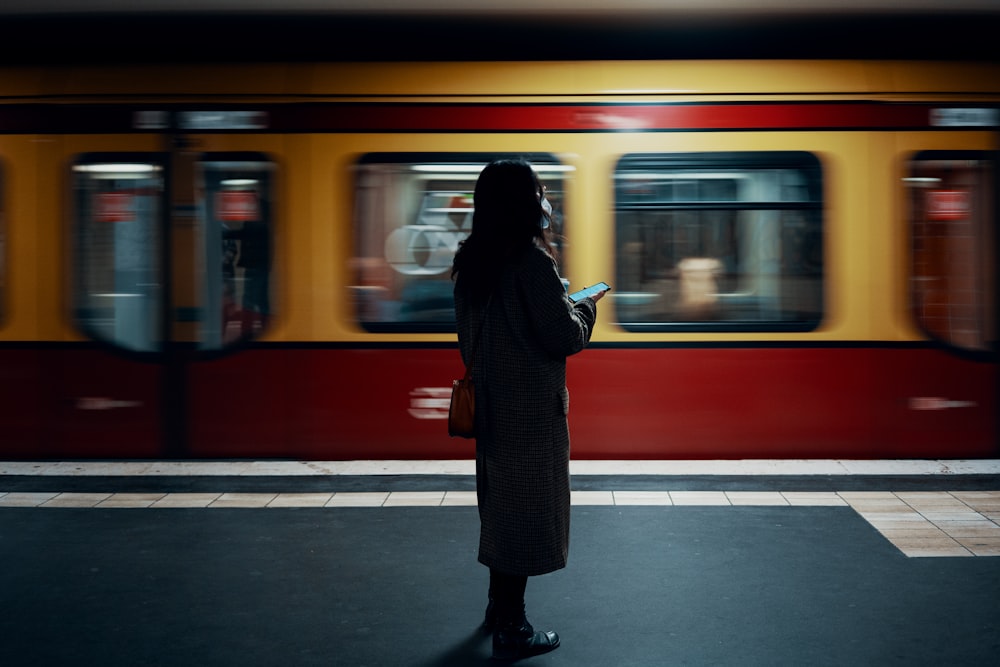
{"left": 455, "top": 245, "right": 597, "bottom": 576}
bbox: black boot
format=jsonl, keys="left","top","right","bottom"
{"left": 492, "top": 611, "right": 560, "bottom": 661}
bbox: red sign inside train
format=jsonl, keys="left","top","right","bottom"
{"left": 94, "top": 193, "right": 134, "bottom": 222}
{"left": 217, "top": 191, "right": 259, "bottom": 221}
{"left": 926, "top": 189, "right": 970, "bottom": 221}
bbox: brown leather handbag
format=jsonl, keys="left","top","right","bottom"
{"left": 448, "top": 372, "right": 476, "bottom": 439}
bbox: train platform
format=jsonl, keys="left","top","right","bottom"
{"left": 2, "top": 459, "right": 999, "bottom": 666}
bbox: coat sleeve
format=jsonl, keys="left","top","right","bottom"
{"left": 517, "top": 248, "right": 597, "bottom": 359}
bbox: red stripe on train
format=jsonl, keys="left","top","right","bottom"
{"left": 286, "top": 102, "right": 934, "bottom": 132}
{"left": 0, "top": 102, "right": 945, "bottom": 134}
{"left": 0, "top": 345, "right": 993, "bottom": 459}
{"left": 186, "top": 346, "right": 995, "bottom": 460}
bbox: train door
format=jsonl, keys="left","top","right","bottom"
{"left": 174, "top": 142, "right": 281, "bottom": 457}
{"left": 889, "top": 121, "right": 998, "bottom": 455}
{"left": 68, "top": 125, "right": 278, "bottom": 457}
{"left": 66, "top": 152, "right": 167, "bottom": 457}
{"left": 904, "top": 149, "right": 998, "bottom": 455}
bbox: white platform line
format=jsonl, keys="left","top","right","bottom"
{"left": 2, "top": 459, "right": 999, "bottom": 477}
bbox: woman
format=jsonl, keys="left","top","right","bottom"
{"left": 452, "top": 159, "right": 605, "bottom": 661}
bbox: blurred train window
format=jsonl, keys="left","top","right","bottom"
{"left": 614, "top": 152, "right": 823, "bottom": 332}
{"left": 72, "top": 157, "right": 165, "bottom": 352}
{"left": 351, "top": 153, "right": 569, "bottom": 333}
{"left": 197, "top": 156, "right": 275, "bottom": 349}
{"left": 907, "top": 152, "right": 995, "bottom": 354}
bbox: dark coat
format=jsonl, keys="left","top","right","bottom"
{"left": 455, "top": 245, "right": 597, "bottom": 576}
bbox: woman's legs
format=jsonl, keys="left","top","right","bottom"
{"left": 488, "top": 569, "right": 559, "bottom": 660}
{"left": 489, "top": 569, "right": 527, "bottom": 624}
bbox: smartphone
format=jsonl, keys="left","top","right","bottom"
{"left": 568, "top": 282, "right": 611, "bottom": 303}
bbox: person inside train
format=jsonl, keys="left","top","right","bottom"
{"left": 451, "top": 158, "right": 605, "bottom": 661}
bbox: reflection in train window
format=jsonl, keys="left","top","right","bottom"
{"left": 613, "top": 153, "right": 823, "bottom": 332}
{"left": 907, "top": 152, "right": 995, "bottom": 354}
{"left": 72, "top": 157, "right": 164, "bottom": 352}
{"left": 351, "top": 153, "right": 569, "bottom": 332}
{"left": 198, "top": 157, "right": 275, "bottom": 349}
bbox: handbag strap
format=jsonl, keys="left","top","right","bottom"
{"left": 463, "top": 293, "right": 494, "bottom": 382}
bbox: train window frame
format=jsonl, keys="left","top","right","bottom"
{"left": 613, "top": 151, "right": 824, "bottom": 333}
{"left": 71, "top": 153, "right": 167, "bottom": 355}
{"left": 196, "top": 153, "right": 276, "bottom": 351}
{"left": 906, "top": 150, "right": 997, "bottom": 358}
{"left": 350, "top": 152, "right": 569, "bottom": 334}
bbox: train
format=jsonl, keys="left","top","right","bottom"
{"left": 0, "top": 56, "right": 997, "bottom": 459}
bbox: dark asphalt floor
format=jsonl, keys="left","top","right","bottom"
{"left": 2, "top": 502, "right": 999, "bottom": 666}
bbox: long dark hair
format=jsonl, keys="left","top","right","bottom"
{"left": 452, "top": 159, "right": 555, "bottom": 302}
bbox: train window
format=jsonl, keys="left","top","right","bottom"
{"left": 197, "top": 156, "right": 275, "bottom": 349}
{"left": 72, "top": 157, "right": 165, "bottom": 353}
{"left": 907, "top": 152, "right": 995, "bottom": 354}
{"left": 613, "top": 152, "right": 823, "bottom": 332}
{"left": 351, "top": 153, "right": 569, "bottom": 333}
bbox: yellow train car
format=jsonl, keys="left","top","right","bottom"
{"left": 0, "top": 58, "right": 996, "bottom": 458}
